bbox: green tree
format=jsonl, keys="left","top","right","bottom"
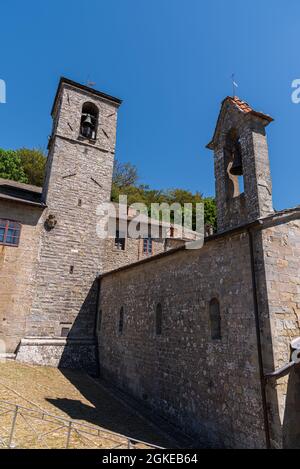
{"left": 111, "top": 162, "right": 217, "bottom": 230}
{"left": 203, "top": 197, "right": 217, "bottom": 230}
{"left": 0, "top": 148, "right": 28, "bottom": 183}
{"left": 15, "top": 148, "right": 46, "bottom": 187}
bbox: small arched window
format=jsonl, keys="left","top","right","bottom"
{"left": 209, "top": 298, "right": 221, "bottom": 340}
{"left": 98, "top": 309, "right": 102, "bottom": 332}
{"left": 118, "top": 307, "right": 124, "bottom": 335}
{"left": 156, "top": 303, "right": 162, "bottom": 336}
{"left": 80, "top": 102, "right": 99, "bottom": 140}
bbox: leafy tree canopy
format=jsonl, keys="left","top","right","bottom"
{"left": 112, "top": 159, "right": 216, "bottom": 229}
{"left": 0, "top": 149, "right": 217, "bottom": 229}
{"left": 0, "top": 148, "right": 46, "bottom": 186}
{"left": 15, "top": 148, "right": 46, "bottom": 187}
{"left": 0, "top": 148, "right": 28, "bottom": 183}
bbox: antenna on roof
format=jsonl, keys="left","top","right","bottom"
{"left": 87, "top": 81, "right": 96, "bottom": 88}
{"left": 86, "top": 74, "right": 96, "bottom": 88}
{"left": 231, "top": 73, "right": 238, "bottom": 98}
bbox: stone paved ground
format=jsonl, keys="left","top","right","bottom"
{"left": 0, "top": 361, "right": 174, "bottom": 448}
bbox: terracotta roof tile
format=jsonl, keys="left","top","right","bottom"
{"left": 206, "top": 96, "right": 274, "bottom": 149}
{"left": 227, "top": 96, "right": 273, "bottom": 122}
{"left": 231, "top": 96, "right": 253, "bottom": 113}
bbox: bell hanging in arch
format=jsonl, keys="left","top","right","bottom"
{"left": 230, "top": 147, "right": 243, "bottom": 176}
{"left": 81, "top": 114, "right": 93, "bottom": 139}
{"left": 82, "top": 114, "right": 93, "bottom": 127}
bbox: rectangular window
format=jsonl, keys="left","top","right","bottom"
{"left": 61, "top": 327, "right": 70, "bottom": 338}
{"left": 115, "top": 231, "right": 126, "bottom": 251}
{"left": 143, "top": 237, "right": 153, "bottom": 255}
{"left": 0, "top": 219, "right": 21, "bottom": 247}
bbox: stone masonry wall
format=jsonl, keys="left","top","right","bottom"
{"left": 0, "top": 200, "right": 43, "bottom": 353}
{"left": 260, "top": 217, "right": 300, "bottom": 448}
{"left": 98, "top": 232, "right": 267, "bottom": 448}
{"left": 17, "top": 83, "right": 120, "bottom": 371}
{"left": 213, "top": 102, "right": 273, "bottom": 232}
{"left": 103, "top": 237, "right": 166, "bottom": 273}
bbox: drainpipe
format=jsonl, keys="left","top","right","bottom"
{"left": 247, "top": 227, "right": 271, "bottom": 449}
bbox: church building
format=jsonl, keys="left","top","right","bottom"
{"left": 0, "top": 78, "right": 299, "bottom": 448}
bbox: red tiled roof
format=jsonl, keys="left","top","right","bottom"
{"left": 229, "top": 96, "right": 273, "bottom": 122}
{"left": 207, "top": 96, "right": 274, "bottom": 149}
{"left": 230, "top": 96, "right": 253, "bottom": 113}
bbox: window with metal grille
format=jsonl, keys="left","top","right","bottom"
{"left": 143, "top": 237, "right": 153, "bottom": 255}
{"left": 0, "top": 219, "right": 21, "bottom": 247}
{"left": 115, "top": 231, "right": 126, "bottom": 251}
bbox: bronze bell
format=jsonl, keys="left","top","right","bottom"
{"left": 82, "top": 114, "right": 93, "bottom": 127}
{"left": 81, "top": 114, "right": 94, "bottom": 139}
{"left": 230, "top": 147, "right": 243, "bottom": 176}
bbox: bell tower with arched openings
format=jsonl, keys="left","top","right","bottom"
{"left": 207, "top": 96, "right": 274, "bottom": 232}
{"left": 18, "top": 78, "right": 122, "bottom": 373}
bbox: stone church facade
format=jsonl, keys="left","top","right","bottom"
{"left": 0, "top": 78, "right": 183, "bottom": 370}
{"left": 98, "top": 96, "right": 300, "bottom": 448}
{"left": 0, "top": 78, "right": 299, "bottom": 448}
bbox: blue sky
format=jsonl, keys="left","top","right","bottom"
{"left": 0, "top": 0, "right": 299, "bottom": 210}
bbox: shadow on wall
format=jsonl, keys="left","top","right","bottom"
{"left": 58, "top": 279, "right": 100, "bottom": 376}
{"left": 54, "top": 228, "right": 300, "bottom": 448}
{"left": 282, "top": 367, "right": 300, "bottom": 448}
{"left": 46, "top": 368, "right": 168, "bottom": 447}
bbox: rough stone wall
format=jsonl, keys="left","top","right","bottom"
{"left": 103, "top": 237, "right": 167, "bottom": 273}
{"left": 18, "top": 83, "right": 120, "bottom": 371}
{"left": 98, "top": 232, "right": 267, "bottom": 448}
{"left": 0, "top": 200, "right": 43, "bottom": 353}
{"left": 260, "top": 217, "right": 300, "bottom": 448}
{"left": 13, "top": 81, "right": 184, "bottom": 368}
{"left": 213, "top": 103, "right": 273, "bottom": 232}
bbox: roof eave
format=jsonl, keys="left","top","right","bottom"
{"left": 51, "top": 77, "right": 122, "bottom": 117}
{"left": 0, "top": 193, "right": 46, "bottom": 208}
{"left": 206, "top": 96, "right": 274, "bottom": 151}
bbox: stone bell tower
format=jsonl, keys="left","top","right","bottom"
{"left": 17, "top": 78, "right": 122, "bottom": 373}
{"left": 207, "top": 96, "right": 274, "bottom": 232}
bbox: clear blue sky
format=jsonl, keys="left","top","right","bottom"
{"left": 0, "top": 0, "right": 299, "bottom": 210}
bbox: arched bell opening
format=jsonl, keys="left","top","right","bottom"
{"left": 80, "top": 102, "right": 99, "bottom": 140}
{"left": 224, "top": 128, "right": 245, "bottom": 199}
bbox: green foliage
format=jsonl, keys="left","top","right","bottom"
{"left": 112, "top": 160, "right": 217, "bottom": 229}
{"left": 0, "top": 147, "right": 217, "bottom": 228}
{"left": 15, "top": 148, "right": 46, "bottom": 186}
{"left": 0, "top": 148, "right": 28, "bottom": 183}
{"left": 0, "top": 147, "right": 46, "bottom": 187}
{"left": 203, "top": 196, "right": 217, "bottom": 229}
